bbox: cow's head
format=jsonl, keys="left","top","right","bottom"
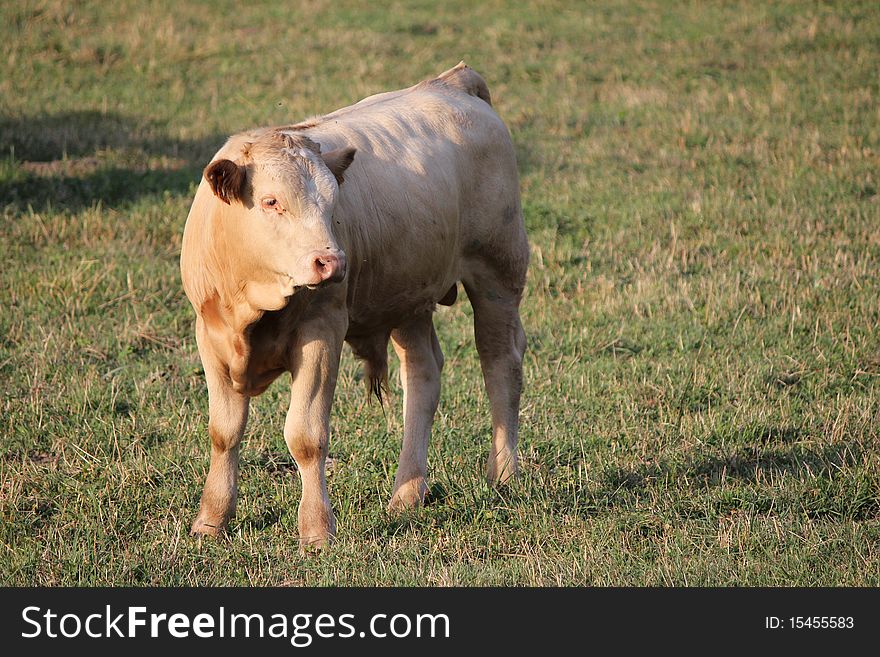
{"left": 203, "top": 131, "right": 355, "bottom": 302}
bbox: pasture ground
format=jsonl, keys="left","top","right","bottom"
{"left": 1, "top": 0, "right": 878, "bottom": 585}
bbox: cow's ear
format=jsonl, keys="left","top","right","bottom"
{"left": 204, "top": 159, "right": 246, "bottom": 205}
{"left": 322, "top": 147, "right": 357, "bottom": 185}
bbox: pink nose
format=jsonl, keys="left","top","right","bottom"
{"left": 313, "top": 251, "right": 346, "bottom": 283}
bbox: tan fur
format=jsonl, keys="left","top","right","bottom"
{"left": 181, "top": 62, "right": 528, "bottom": 545}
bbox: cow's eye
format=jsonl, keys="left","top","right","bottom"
{"left": 261, "top": 197, "right": 279, "bottom": 210}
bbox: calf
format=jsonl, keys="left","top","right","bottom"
{"left": 180, "top": 62, "right": 528, "bottom": 545}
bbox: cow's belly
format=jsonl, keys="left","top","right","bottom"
{"left": 337, "top": 165, "right": 462, "bottom": 330}
{"left": 345, "top": 261, "right": 458, "bottom": 334}
{"left": 346, "top": 289, "right": 442, "bottom": 337}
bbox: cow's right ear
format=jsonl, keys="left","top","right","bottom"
{"left": 322, "top": 147, "right": 357, "bottom": 185}
{"left": 204, "top": 159, "right": 246, "bottom": 205}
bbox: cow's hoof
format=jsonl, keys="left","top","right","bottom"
{"left": 486, "top": 451, "right": 518, "bottom": 485}
{"left": 191, "top": 517, "right": 227, "bottom": 538}
{"left": 298, "top": 532, "right": 333, "bottom": 553}
{"left": 388, "top": 478, "right": 427, "bottom": 512}
{"left": 297, "top": 510, "right": 335, "bottom": 552}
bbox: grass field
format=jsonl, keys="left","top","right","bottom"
{"left": 1, "top": 0, "right": 879, "bottom": 585}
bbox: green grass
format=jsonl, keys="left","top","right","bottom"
{"left": 2, "top": 0, "right": 879, "bottom": 585}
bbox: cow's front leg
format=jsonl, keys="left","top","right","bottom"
{"left": 192, "top": 323, "right": 249, "bottom": 536}
{"left": 285, "top": 318, "right": 345, "bottom": 547}
{"left": 388, "top": 313, "right": 443, "bottom": 511}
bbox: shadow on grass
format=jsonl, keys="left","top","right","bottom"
{"left": 589, "top": 432, "right": 878, "bottom": 521}
{"left": 601, "top": 433, "right": 857, "bottom": 491}
{"left": 0, "top": 110, "right": 224, "bottom": 212}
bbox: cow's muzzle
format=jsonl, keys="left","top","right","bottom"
{"left": 311, "top": 249, "right": 347, "bottom": 284}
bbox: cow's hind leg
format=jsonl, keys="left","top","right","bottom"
{"left": 463, "top": 259, "right": 527, "bottom": 484}
{"left": 192, "top": 323, "right": 249, "bottom": 536}
{"left": 388, "top": 313, "right": 443, "bottom": 511}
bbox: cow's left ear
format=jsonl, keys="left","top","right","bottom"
{"left": 322, "top": 147, "right": 357, "bottom": 185}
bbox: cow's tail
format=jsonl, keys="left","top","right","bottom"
{"left": 435, "top": 61, "right": 492, "bottom": 106}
